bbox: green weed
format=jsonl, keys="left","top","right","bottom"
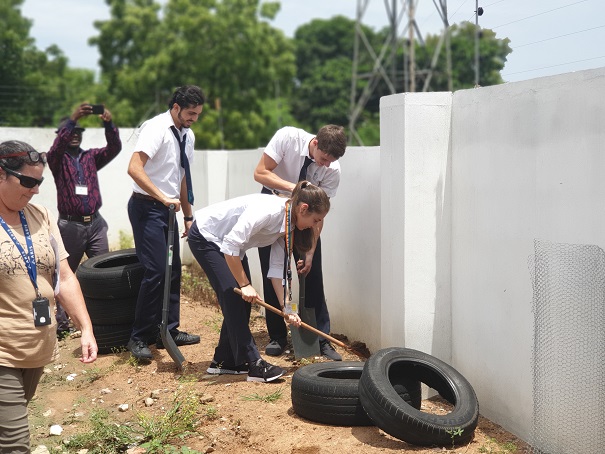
{"left": 242, "top": 387, "right": 284, "bottom": 403}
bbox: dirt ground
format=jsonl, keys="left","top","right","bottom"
{"left": 30, "top": 293, "right": 531, "bottom": 453}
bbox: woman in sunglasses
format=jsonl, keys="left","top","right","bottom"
{"left": 0, "top": 140, "right": 98, "bottom": 451}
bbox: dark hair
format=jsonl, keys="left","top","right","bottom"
{"left": 290, "top": 181, "right": 330, "bottom": 254}
{"left": 0, "top": 141, "right": 45, "bottom": 171}
{"left": 168, "top": 85, "right": 206, "bottom": 110}
{"left": 316, "top": 124, "right": 347, "bottom": 159}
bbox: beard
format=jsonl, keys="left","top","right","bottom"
{"left": 177, "top": 111, "right": 190, "bottom": 129}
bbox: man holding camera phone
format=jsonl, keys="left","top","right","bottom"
{"left": 47, "top": 103, "right": 122, "bottom": 337}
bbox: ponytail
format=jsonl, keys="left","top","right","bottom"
{"left": 289, "top": 181, "right": 330, "bottom": 254}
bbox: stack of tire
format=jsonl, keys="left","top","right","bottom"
{"left": 291, "top": 347, "right": 479, "bottom": 447}
{"left": 76, "top": 249, "right": 143, "bottom": 354}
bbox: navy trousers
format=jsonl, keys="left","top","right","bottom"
{"left": 259, "top": 236, "right": 331, "bottom": 343}
{"left": 187, "top": 222, "right": 260, "bottom": 366}
{"left": 127, "top": 197, "right": 181, "bottom": 343}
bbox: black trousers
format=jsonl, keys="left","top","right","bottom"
{"left": 188, "top": 222, "right": 260, "bottom": 366}
{"left": 128, "top": 197, "right": 181, "bottom": 343}
{"left": 259, "top": 236, "right": 331, "bottom": 343}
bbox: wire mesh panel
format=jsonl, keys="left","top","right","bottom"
{"left": 529, "top": 240, "right": 605, "bottom": 453}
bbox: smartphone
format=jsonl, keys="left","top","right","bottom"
{"left": 90, "top": 104, "right": 104, "bottom": 115}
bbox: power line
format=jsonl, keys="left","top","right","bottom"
{"left": 515, "top": 24, "right": 605, "bottom": 48}
{"left": 450, "top": 0, "right": 472, "bottom": 21}
{"left": 502, "top": 54, "right": 605, "bottom": 76}
{"left": 492, "top": 0, "right": 589, "bottom": 29}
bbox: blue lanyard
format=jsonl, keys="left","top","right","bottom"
{"left": 0, "top": 211, "right": 39, "bottom": 295}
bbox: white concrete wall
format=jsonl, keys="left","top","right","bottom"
{"left": 450, "top": 67, "right": 605, "bottom": 440}
{"left": 378, "top": 66, "right": 605, "bottom": 443}
{"left": 380, "top": 92, "right": 453, "bottom": 364}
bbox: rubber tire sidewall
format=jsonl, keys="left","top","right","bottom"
{"left": 76, "top": 249, "right": 143, "bottom": 300}
{"left": 291, "top": 361, "right": 421, "bottom": 426}
{"left": 358, "top": 347, "right": 479, "bottom": 446}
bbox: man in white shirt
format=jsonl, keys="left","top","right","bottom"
{"left": 126, "top": 85, "right": 204, "bottom": 362}
{"left": 254, "top": 124, "right": 347, "bottom": 360}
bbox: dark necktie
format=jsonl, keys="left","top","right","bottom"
{"left": 298, "top": 156, "right": 313, "bottom": 182}
{"left": 170, "top": 126, "right": 194, "bottom": 205}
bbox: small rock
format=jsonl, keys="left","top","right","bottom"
{"left": 42, "top": 409, "right": 52, "bottom": 417}
{"left": 31, "top": 446, "right": 50, "bottom": 454}
{"left": 151, "top": 389, "right": 161, "bottom": 399}
{"left": 100, "top": 388, "right": 112, "bottom": 395}
{"left": 49, "top": 425, "right": 63, "bottom": 436}
{"left": 126, "top": 448, "right": 147, "bottom": 454}
{"left": 77, "top": 450, "right": 89, "bottom": 454}
{"left": 118, "top": 404, "right": 129, "bottom": 412}
{"left": 144, "top": 398, "right": 154, "bottom": 407}
{"left": 127, "top": 378, "right": 133, "bottom": 384}
{"left": 205, "top": 448, "right": 215, "bottom": 453}
{"left": 200, "top": 394, "right": 214, "bottom": 404}
{"left": 66, "top": 373, "right": 77, "bottom": 381}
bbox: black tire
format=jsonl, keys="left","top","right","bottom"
{"left": 92, "top": 323, "right": 133, "bottom": 355}
{"left": 84, "top": 296, "right": 136, "bottom": 325}
{"left": 291, "top": 361, "right": 421, "bottom": 426}
{"left": 76, "top": 249, "right": 144, "bottom": 300}
{"left": 358, "top": 347, "right": 479, "bottom": 446}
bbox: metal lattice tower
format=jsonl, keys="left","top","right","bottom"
{"left": 348, "top": 0, "right": 451, "bottom": 145}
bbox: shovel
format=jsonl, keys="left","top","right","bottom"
{"left": 233, "top": 288, "right": 358, "bottom": 355}
{"left": 160, "top": 204, "right": 186, "bottom": 370}
{"left": 289, "top": 275, "right": 321, "bottom": 359}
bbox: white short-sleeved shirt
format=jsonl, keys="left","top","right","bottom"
{"left": 194, "top": 194, "right": 292, "bottom": 279}
{"left": 263, "top": 126, "right": 341, "bottom": 198}
{"left": 132, "top": 111, "right": 195, "bottom": 198}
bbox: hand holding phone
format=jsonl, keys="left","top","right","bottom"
{"left": 90, "top": 104, "right": 104, "bottom": 115}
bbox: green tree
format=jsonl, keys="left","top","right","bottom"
{"left": 292, "top": 16, "right": 385, "bottom": 144}
{"left": 0, "top": 0, "right": 98, "bottom": 127}
{"left": 91, "top": 0, "right": 296, "bottom": 149}
{"left": 416, "top": 22, "right": 511, "bottom": 91}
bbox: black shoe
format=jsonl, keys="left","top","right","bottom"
{"left": 265, "top": 338, "right": 287, "bottom": 356}
{"left": 247, "top": 359, "right": 285, "bottom": 383}
{"left": 320, "top": 342, "right": 342, "bottom": 361}
{"left": 156, "top": 330, "right": 200, "bottom": 349}
{"left": 207, "top": 361, "right": 249, "bottom": 375}
{"left": 127, "top": 339, "right": 153, "bottom": 362}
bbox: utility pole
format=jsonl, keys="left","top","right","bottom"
{"left": 474, "top": 1, "right": 483, "bottom": 86}
{"left": 409, "top": 0, "right": 416, "bottom": 92}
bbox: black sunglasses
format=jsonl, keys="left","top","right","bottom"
{"left": 0, "top": 150, "right": 47, "bottom": 164}
{"left": 1, "top": 167, "right": 44, "bottom": 188}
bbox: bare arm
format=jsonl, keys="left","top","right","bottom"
{"left": 127, "top": 151, "right": 181, "bottom": 210}
{"left": 254, "top": 154, "right": 296, "bottom": 194}
{"left": 56, "top": 259, "right": 97, "bottom": 363}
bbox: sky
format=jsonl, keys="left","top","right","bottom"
{"left": 20, "top": 0, "right": 605, "bottom": 85}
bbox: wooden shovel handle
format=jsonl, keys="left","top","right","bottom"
{"left": 233, "top": 288, "right": 348, "bottom": 350}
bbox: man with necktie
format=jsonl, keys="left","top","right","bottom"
{"left": 126, "top": 85, "right": 204, "bottom": 362}
{"left": 254, "top": 125, "right": 347, "bottom": 360}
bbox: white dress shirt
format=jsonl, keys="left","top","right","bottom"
{"left": 194, "top": 193, "right": 291, "bottom": 279}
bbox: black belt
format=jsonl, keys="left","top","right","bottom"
{"left": 60, "top": 212, "right": 97, "bottom": 223}
{"left": 131, "top": 192, "right": 157, "bottom": 202}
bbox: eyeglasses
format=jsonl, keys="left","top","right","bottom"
{"left": 0, "top": 150, "right": 47, "bottom": 164}
{"left": 1, "top": 167, "right": 44, "bottom": 188}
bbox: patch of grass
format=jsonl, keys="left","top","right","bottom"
{"left": 242, "top": 386, "right": 284, "bottom": 403}
{"left": 82, "top": 366, "right": 104, "bottom": 384}
{"left": 136, "top": 386, "right": 202, "bottom": 452}
{"left": 65, "top": 408, "right": 137, "bottom": 453}
{"left": 181, "top": 262, "right": 217, "bottom": 305}
{"left": 203, "top": 404, "right": 219, "bottom": 420}
{"left": 478, "top": 437, "right": 517, "bottom": 453}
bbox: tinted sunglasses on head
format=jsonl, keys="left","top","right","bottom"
{"left": 0, "top": 150, "right": 47, "bottom": 164}
{"left": 1, "top": 166, "right": 44, "bottom": 188}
